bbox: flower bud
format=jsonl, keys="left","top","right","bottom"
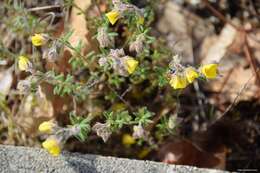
{"left": 110, "top": 49, "right": 125, "bottom": 58}
{"left": 97, "top": 27, "right": 114, "bottom": 48}
{"left": 132, "top": 125, "right": 148, "bottom": 139}
{"left": 92, "top": 122, "right": 112, "bottom": 142}
{"left": 129, "top": 35, "right": 145, "bottom": 54}
{"left": 17, "top": 78, "right": 31, "bottom": 94}
{"left": 98, "top": 57, "right": 108, "bottom": 67}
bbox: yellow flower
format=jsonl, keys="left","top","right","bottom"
{"left": 185, "top": 67, "right": 199, "bottom": 83}
{"left": 18, "top": 56, "right": 30, "bottom": 71}
{"left": 106, "top": 11, "right": 120, "bottom": 25}
{"left": 169, "top": 75, "right": 188, "bottom": 89}
{"left": 31, "top": 34, "right": 46, "bottom": 46}
{"left": 137, "top": 16, "right": 144, "bottom": 25}
{"left": 122, "top": 134, "right": 136, "bottom": 147}
{"left": 200, "top": 63, "right": 218, "bottom": 79}
{"left": 111, "top": 103, "right": 126, "bottom": 112}
{"left": 42, "top": 138, "right": 61, "bottom": 156}
{"left": 124, "top": 57, "right": 139, "bottom": 74}
{"left": 38, "top": 121, "right": 55, "bottom": 134}
{"left": 138, "top": 148, "right": 150, "bottom": 159}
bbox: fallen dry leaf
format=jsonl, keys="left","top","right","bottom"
{"left": 200, "top": 23, "right": 237, "bottom": 64}
{"left": 157, "top": 1, "right": 214, "bottom": 64}
{"left": 208, "top": 62, "right": 259, "bottom": 104}
{"left": 16, "top": 87, "right": 54, "bottom": 135}
{"left": 200, "top": 22, "right": 260, "bottom": 104}
{"left": 157, "top": 139, "right": 224, "bottom": 169}
{"left": 247, "top": 29, "right": 260, "bottom": 63}
{"left": 0, "top": 67, "right": 13, "bottom": 97}
{"left": 157, "top": 118, "right": 245, "bottom": 169}
{"left": 156, "top": 1, "right": 194, "bottom": 64}
{"left": 68, "top": 0, "right": 93, "bottom": 54}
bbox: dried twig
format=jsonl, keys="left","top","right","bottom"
{"left": 193, "top": 81, "right": 206, "bottom": 118}
{"left": 91, "top": 0, "right": 102, "bottom": 16}
{"left": 201, "top": 0, "right": 239, "bottom": 30}
{"left": 217, "top": 68, "right": 235, "bottom": 94}
{"left": 220, "top": 69, "right": 259, "bottom": 118}
{"left": 121, "top": 86, "right": 132, "bottom": 98}
{"left": 146, "top": 107, "right": 171, "bottom": 132}
{"left": 244, "top": 37, "right": 260, "bottom": 85}
{"left": 108, "top": 85, "right": 134, "bottom": 111}
{"left": 27, "top": 5, "right": 61, "bottom": 12}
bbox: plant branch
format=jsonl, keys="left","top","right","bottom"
{"left": 27, "top": 5, "right": 61, "bottom": 12}
{"left": 201, "top": 0, "right": 240, "bottom": 30}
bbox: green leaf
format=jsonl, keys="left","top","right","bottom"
{"left": 62, "top": 30, "right": 74, "bottom": 42}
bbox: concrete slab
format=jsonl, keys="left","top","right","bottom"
{"left": 0, "top": 145, "right": 228, "bottom": 173}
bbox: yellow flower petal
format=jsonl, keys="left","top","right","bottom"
{"left": 169, "top": 75, "right": 188, "bottom": 89}
{"left": 42, "top": 138, "right": 61, "bottom": 156}
{"left": 106, "top": 11, "right": 120, "bottom": 25}
{"left": 18, "top": 56, "right": 30, "bottom": 71}
{"left": 201, "top": 64, "right": 218, "bottom": 79}
{"left": 31, "top": 34, "right": 45, "bottom": 46}
{"left": 125, "top": 57, "right": 139, "bottom": 74}
{"left": 38, "top": 121, "right": 55, "bottom": 134}
{"left": 122, "top": 134, "right": 136, "bottom": 146}
{"left": 185, "top": 67, "right": 199, "bottom": 83}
